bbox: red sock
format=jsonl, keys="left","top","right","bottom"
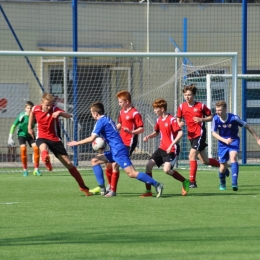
{"left": 145, "top": 172, "right": 152, "bottom": 190}
{"left": 190, "top": 160, "right": 197, "bottom": 182}
{"left": 110, "top": 171, "right": 120, "bottom": 192}
{"left": 41, "top": 150, "right": 49, "bottom": 162}
{"left": 69, "top": 166, "right": 88, "bottom": 189}
{"left": 208, "top": 158, "right": 220, "bottom": 167}
{"left": 105, "top": 168, "right": 112, "bottom": 185}
{"left": 172, "top": 170, "right": 185, "bottom": 182}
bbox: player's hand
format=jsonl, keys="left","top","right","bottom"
{"left": 123, "top": 127, "right": 131, "bottom": 134}
{"left": 225, "top": 138, "right": 233, "bottom": 145}
{"left": 67, "top": 141, "right": 79, "bottom": 147}
{"left": 257, "top": 138, "right": 260, "bottom": 146}
{"left": 193, "top": 117, "right": 202, "bottom": 123}
{"left": 143, "top": 136, "right": 149, "bottom": 142}
{"left": 178, "top": 121, "right": 185, "bottom": 128}
{"left": 166, "top": 146, "right": 172, "bottom": 154}
{"left": 28, "top": 128, "right": 35, "bottom": 139}
{"left": 8, "top": 134, "right": 15, "bottom": 146}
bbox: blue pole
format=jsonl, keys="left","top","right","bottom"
{"left": 72, "top": 0, "right": 78, "bottom": 166}
{"left": 242, "top": 0, "right": 247, "bottom": 164}
{"left": 182, "top": 17, "right": 188, "bottom": 160}
{"left": 0, "top": 5, "right": 44, "bottom": 93}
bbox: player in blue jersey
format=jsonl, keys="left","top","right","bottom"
{"left": 67, "top": 102, "right": 164, "bottom": 198}
{"left": 212, "top": 100, "right": 260, "bottom": 191}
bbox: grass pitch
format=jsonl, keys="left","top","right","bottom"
{"left": 0, "top": 166, "right": 260, "bottom": 260}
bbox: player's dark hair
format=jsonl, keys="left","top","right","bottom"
{"left": 215, "top": 100, "right": 227, "bottom": 109}
{"left": 183, "top": 84, "right": 197, "bottom": 95}
{"left": 91, "top": 102, "right": 105, "bottom": 115}
{"left": 152, "top": 98, "right": 167, "bottom": 111}
{"left": 26, "top": 101, "right": 34, "bottom": 107}
{"left": 116, "top": 90, "right": 131, "bottom": 103}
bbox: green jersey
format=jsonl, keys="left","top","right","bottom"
{"left": 10, "top": 112, "right": 35, "bottom": 138}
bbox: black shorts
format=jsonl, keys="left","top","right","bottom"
{"left": 150, "top": 148, "right": 178, "bottom": 168}
{"left": 18, "top": 136, "right": 36, "bottom": 147}
{"left": 190, "top": 134, "right": 208, "bottom": 152}
{"left": 36, "top": 138, "right": 68, "bottom": 158}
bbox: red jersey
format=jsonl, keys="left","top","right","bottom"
{"left": 118, "top": 107, "right": 143, "bottom": 147}
{"left": 177, "top": 102, "right": 211, "bottom": 140}
{"left": 154, "top": 114, "right": 181, "bottom": 153}
{"left": 32, "top": 105, "right": 64, "bottom": 142}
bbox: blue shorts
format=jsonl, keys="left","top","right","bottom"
{"left": 104, "top": 149, "right": 133, "bottom": 169}
{"left": 218, "top": 139, "right": 239, "bottom": 163}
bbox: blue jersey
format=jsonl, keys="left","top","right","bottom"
{"left": 212, "top": 113, "right": 246, "bottom": 140}
{"left": 92, "top": 115, "right": 126, "bottom": 156}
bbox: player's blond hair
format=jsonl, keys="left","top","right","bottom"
{"left": 116, "top": 90, "right": 132, "bottom": 103}
{"left": 41, "top": 93, "right": 54, "bottom": 103}
{"left": 215, "top": 100, "right": 227, "bottom": 109}
{"left": 152, "top": 98, "right": 167, "bottom": 111}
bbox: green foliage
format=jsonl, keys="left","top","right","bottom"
{"left": 0, "top": 166, "right": 260, "bottom": 259}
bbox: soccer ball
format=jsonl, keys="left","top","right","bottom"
{"left": 92, "top": 137, "right": 106, "bottom": 151}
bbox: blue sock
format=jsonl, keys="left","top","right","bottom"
{"left": 136, "top": 172, "right": 157, "bottom": 186}
{"left": 92, "top": 165, "right": 105, "bottom": 186}
{"left": 231, "top": 162, "right": 239, "bottom": 185}
{"left": 219, "top": 171, "right": 226, "bottom": 185}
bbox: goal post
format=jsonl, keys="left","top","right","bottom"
{"left": 0, "top": 50, "right": 238, "bottom": 171}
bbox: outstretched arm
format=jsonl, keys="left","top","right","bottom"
{"left": 67, "top": 135, "right": 97, "bottom": 147}
{"left": 52, "top": 111, "right": 71, "bottom": 119}
{"left": 245, "top": 123, "right": 260, "bottom": 145}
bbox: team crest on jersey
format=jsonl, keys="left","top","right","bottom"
{"left": 47, "top": 113, "right": 50, "bottom": 117}
{"left": 194, "top": 108, "right": 198, "bottom": 112}
{"left": 165, "top": 123, "right": 168, "bottom": 127}
{"left": 126, "top": 116, "right": 130, "bottom": 120}
{"left": 228, "top": 124, "right": 232, "bottom": 128}
{"left": 223, "top": 124, "right": 227, "bottom": 128}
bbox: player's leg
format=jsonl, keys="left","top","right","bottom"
{"left": 197, "top": 150, "right": 220, "bottom": 167}
{"left": 30, "top": 139, "right": 41, "bottom": 176}
{"left": 229, "top": 150, "right": 239, "bottom": 191}
{"left": 139, "top": 158, "right": 156, "bottom": 197}
{"left": 189, "top": 147, "right": 199, "bottom": 188}
{"left": 91, "top": 153, "right": 110, "bottom": 195}
{"left": 163, "top": 154, "right": 190, "bottom": 196}
{"left": 217, "top": 145, "right": 229, "bottom": 191}
{"left": 36, "top": 138, "right": 52, "bottom": 171}
{"left": 57, "top": 153, "right": 92, "bottom": 196}
{"left": 106, "top": 162, "right": 120, "bottom": 197}
{"left": 18, "top": 137, "right": 28, "bottom": 176}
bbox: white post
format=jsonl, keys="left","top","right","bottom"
{"left": 232, "top": 55, "right": 238, "bottom": 114}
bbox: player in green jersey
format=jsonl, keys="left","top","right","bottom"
{"left": 8, "top": 101, "right": 41, "bottom": 177}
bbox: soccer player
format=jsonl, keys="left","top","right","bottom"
{"left": 143, "top": 98, "right": 190, "bottom": 196}
{"left": 177, "top": 84, "right": 221, "bottom": 188}
{"left": 212, "top": 100, "right": 260, "bottom": 191}
{"left": 8, "top": 101, "right": 41, "bottom": 177}
{"left": 67, "top": 101, "right": 164, "bottom": 198}
{"left": 90, "top": 90, "right": 145, "bottom": 197}
{"left": 28, "top": 93, "right": 91, "bottom": 196}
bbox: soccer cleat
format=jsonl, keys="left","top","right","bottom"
{"left": 44, "top": 155, "right": 52, "bottom": 171}
{"left": 232, "top": 185, "right": 238, "bottom": 191}
{"left": 33, "top": 169, "right": 42, "bottom": 176}
{"left": 182, "top": 179, "right": 190, "bottom": 196}
{"left": 23, "top": 170, "right": 28, "bottom": 177}
{"left": 89, "top": 186, "right": 101, "bottom": 195}
{"left": 219, "top": 184, "right": 226, "bottom": 191}
{"left": 79, "top": 187, "right": 92, "bottom": 196}
{"left": 189, "top": 181, "right": 197, "bottom": 188}
{"left": 139, "top": 191, "right": 153, "bottom": 197}
{"left": 105, "top": 191, "right": 116, "bottom": 197}
{"left": 155, "top": 182, "right": 164, "bottom": 198}
{"left": 225, "top": 168, "right": 230, "bottom": 177}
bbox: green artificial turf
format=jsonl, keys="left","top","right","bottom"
{"left": 0, "top": 166, "right": 260, "bottom": 259}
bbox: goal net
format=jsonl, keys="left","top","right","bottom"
{"left": 0, "top": 51, "right": 241, "bottom": 172}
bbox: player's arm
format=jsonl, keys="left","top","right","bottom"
{"left": 176, "top": 117, "right": 185, "bottom": 128}
{"left": 53, "top": 110, "right": 71, "bottom": 119}
{"left": 244, "top": 123, "right": 260, "bottom": 145}
{"left": 28, "top": 111, "right": 36, "bottom": 139}
{"left": 67, "top": 134, "right": 97, "bottom": 147}
{"left": 124, "top": 126, "right": 144, "bottom": 135}
{"left": 8, "top": 118, "right": 18, "bottom": 146}
{"left": 143, "top": 131, "right": 159, "bottom": 142}
{"left": 117, "top": 123, "right": 121, "bottom": 131}
{"left": 193, "top": 114, "right": 213, "bottom": 123}
{"left": 212, "top": 131, "right": 233, "bottom": 145}
{"left": 166, "top": 130, "right": 183, "bottom": 153}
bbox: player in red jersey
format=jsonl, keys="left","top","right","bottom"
{"left": 143, "top": 98, "right": 190, "bottom": 196}
{"left": 28, "top": 93, "right": 91, "bottom": 196}
{"left": 176, "top": 84, "right": 220, "bottom": 188}
{"left": 90, "top": 90, "right": 145, "bottom": 197}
